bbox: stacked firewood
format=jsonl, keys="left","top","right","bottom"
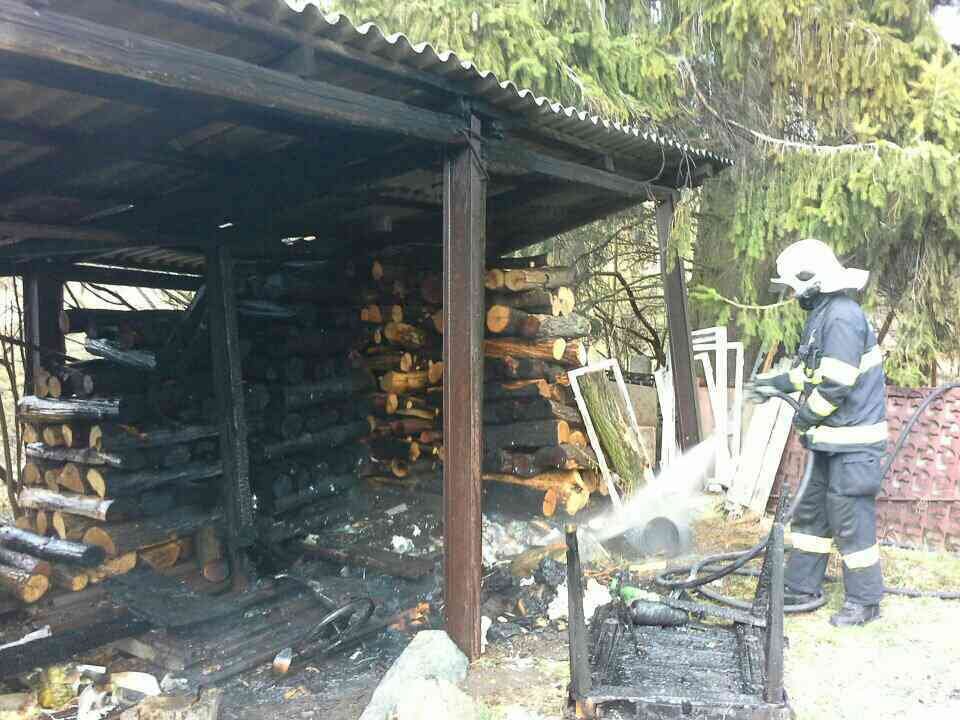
{"left": 239, "top": 265, "right": 400, "bottom": 514}
{"left": 12, "top": 308, "right": 228, "bottom": 597}
{"left": 346, "top": 255, "right": 602, "bottom": 516}
{"left": 481, "top": 258, "right": 601, "bottom": 516}
{"left": 353, "top": 261, "right": 444, "bottom": 489}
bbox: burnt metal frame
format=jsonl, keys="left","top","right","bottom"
{"left": 565, "top": 520, "right": 789, "bottom": 719}
{"left": 442, "top": 114, "right": 486, "bottom": 659}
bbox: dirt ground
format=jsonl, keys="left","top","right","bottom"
{"left": 458, "top": 501, "right": 960, "bottom": 720}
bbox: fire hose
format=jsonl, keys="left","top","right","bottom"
{"left": 655, "top": 383, "right": 960, "bottom": 611}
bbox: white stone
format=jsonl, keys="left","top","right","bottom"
{"left": 391, "top": 678, "right": 479, "bottom": 720}
{"left": 359, "top": 631, "right": 469, "bottom": 720}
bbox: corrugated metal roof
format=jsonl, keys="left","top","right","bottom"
{"left": 274, "top": 2, "right": 732, "bottom": 170}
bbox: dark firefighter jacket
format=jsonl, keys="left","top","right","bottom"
{"left": 758, "top": 293, "right": 887, "bottom": 454}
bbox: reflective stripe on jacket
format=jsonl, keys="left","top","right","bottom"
{"left": 758, "top": 293, "right": 887, "bottom": 454}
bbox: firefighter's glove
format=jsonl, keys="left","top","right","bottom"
{"left": 793, "top": 414, "right": 813, "bottom": 448}
{"left": 745, "top": 382, "right": 780, "bottom": 404}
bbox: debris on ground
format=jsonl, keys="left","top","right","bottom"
{"left": 546, "top": 579, "right": 607, "bottom": 623}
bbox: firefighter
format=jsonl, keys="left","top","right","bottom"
{"left": 750, "top": 239, "right": 886, "bottom": 626}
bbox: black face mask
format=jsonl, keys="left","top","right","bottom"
{"left": 798, "top": 290, "right": 821, "bottom": 311}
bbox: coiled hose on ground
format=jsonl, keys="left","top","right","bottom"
{"left": 655, "top": 383, "right": 960, "bottom": 610}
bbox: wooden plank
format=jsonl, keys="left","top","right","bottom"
{"left": 442, "top": 114, "right": 485, "bottom": 660}
{"left": 205, "top": 241, "right": 254, "bottom": 581}
{"left": 0, "top": 222, "right": 203, "bottom": 251}
{"left": 748, "top": 402, "right": 796, "bottom": 514}
{"left": 0, "top": 1, "right": 465, "bottom": 145}
{"left": 656, "top": 195, "right": 700, "bottom": 450}
{"left": 0, "top": 610, "right": 150, "bottom": 679}
{"left": 726, "top": 400, "right": 781, "bottom": 509}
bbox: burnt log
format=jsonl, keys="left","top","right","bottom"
{"left": 82, "top": 506, "right": 216, "bottom": 557}
{"left": 17, "top": 396, "right": 143, "bottom": 424}
{"left": 483, "top": 449, "right": 540, "bottom": 478}
{"left": 0, "top": 525, "right": 105, "bottom": 566}
{"left": 85, "top": 462, "right": 222, "bottom": 498}
{"left": 18, "top": 487, "right": 167, "bottom": 523}
{"left": 484, "top": 398, "right": 582, "bottom": 425}
{"left": 26, "top": 442, "right": 148, "bottom": 471}
{"left": 84, "top": 338, "right": 157, "bottom": 371}
{"left": 89, "top": 423, "right": 218, "bottom": 452}
{"left": 271, "top": 475, "right": 357, "bottom": 515}
{"left": 483, "top": 420, "right": 570, "bottom": 451}
{"left": 485, "top": 357, "right": 566, "bottom": 383}
{"left": 534, "top": 444, "right": 598, "bottom": 471}
{"left": 254, "top": 421, "right": 371, "bottom": 462}
{"left": 270, "top": 371, "right": 375, "bottom": 412}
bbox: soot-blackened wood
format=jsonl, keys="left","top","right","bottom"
{"left": 656, "top": 195, "right": 700, "bottom": 450}
{"left": 484, "top": 420, "right": 570, "bottom": 452}
{"left": 271, "top": 475, "right": 357, "bottom": 515}
{"left": 82, "top": 506, "right": 216, "bottom": 558}
{"left": 89, "top": 424, "right": 218, "bottom": 452}
{"left": 300, "top": 543, "right": 436, "bottom": 580}
{"left": 564, "top": 526, "right": 592, "bottom": 701}
{"left": 270, "top": 370, "right": 376, "bottom": 411}
{"left": 86, "top": 462, "right": 222, "bottom": 498}
{"left": 84, "top": 339, "right": 157, "bottom": 371}
{"left": 534, "top": 444, "right": 598, "bottom": 471}
{"left": 0, "top": 524, "right": 104, "bottom": 566}
{"left": 254, "top": 421, "right": 370, "bottom": 462}
{"left": 483, "top": 449, "right": 540, "bottom": 478}
{"left": 484, "top": 357, "right": 566, "bottom": 383}
{"left": 17, "top": 396, "right": 142, "bottom": 424}
{"left": 22, "top": 274, "right": 63, "bottom": 396}
{"left": 0, "top": 1, "right": 464, "bottom": 144}
{"left": 484, "top": 379, "right": 570, "bottom": 404}
{"left": 58, "top": 308, "right": 181, "bottom": 336}
{"left": 25, "top": 442, "right": 146, "bottom": 471}
{"left": 764, "top": 522, "right": 785, "bottom": 704}
{"left": 18, "top": 487, "right": 166, "bottom": 523}
{"left": 493, "top": 253, "right": 550, "bottom": 270}
{"left": 159, "top": 286, "right": 206, "bottom": 377}
{"left": 442, "top": 114, "right": 485, "bottom": 660}
{"left": 0, "top": 610, "right": 150, "bottom": 679}
{"left": 486, "top": 288, "right": 553, "bottom": 314}
{"left": 0, "top": 546, "right": 51, "bottom": 576}
{"left": 484, "top": 398, "right": 582, "bottom": 425}
{"left": 206, "top": 242, "right": 254, "bottom": 572}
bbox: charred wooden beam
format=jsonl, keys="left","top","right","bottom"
{"left": 656, "top": 195, "right": 700, "bottom": 450}
{"left": 206, "top": 241, "right": 255, "bottom": 570}
{"left": 0, "top": 2, "right": 465, "bottom": 146}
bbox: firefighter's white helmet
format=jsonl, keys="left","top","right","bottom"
{"left": 770, "top": 239, "right": 869, "bottom": 296}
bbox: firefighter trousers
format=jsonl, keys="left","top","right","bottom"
{"left": 785, "top": 450, "right": 884, "bottom": 605}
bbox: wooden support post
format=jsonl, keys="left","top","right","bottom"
{"left": 656, "top": 196, "right": 701, "bottom": 451}
{"left": 442, "top": 113, "right": 485, "bottom": 660}
{"left": 206, "top": 242, "right": 253, "bottom": 586}
{"left": 22, "top": 274, "right": 63, "bottom": 395}
{"left": 565, "top": 525, "right": 592, "bottom": 708}
{"left": 764, "top": 522, "right": 785, "bottom": 703}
